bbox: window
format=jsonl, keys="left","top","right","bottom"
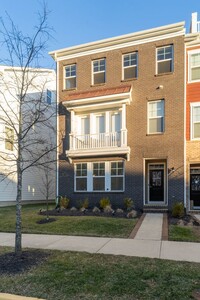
{"left": 148, "top": 100, "right": 164, "bottom": 134}
{"left": 64, "top": 64, "right": 76, "bottom": 89}
{"left": 75, "top": 161, "right": 124, "bottom": 192}
{"left": 92, "top": 58, "right": 106, "bottom": 85}
{"left": 157, "top": 45, "right": 173, "bottom": 74}
{"left": 46, "top": 89, "right": 52, "bottom": 104}
{"left": 93, "top": 163, "right": 105, "bottom": 191}
{"left": 111, "top": 162, "right": 124, "bottom": 191}
{"left": 189, "top": 51, "right": 200, "bottom": 82}
{"left": 191, "top": 103, "right": 200, "bottom": 139}
{"left": 123, "top": 52, "right": 138, "bottom": 80}
{"left": 75, "top": 163, "right": 87, "bottom": 191}
{"left": 5, "top": 126, "right": 14, "bottom": 151}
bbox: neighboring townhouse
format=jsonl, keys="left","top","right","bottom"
{"left": 185, "top": 12, "right": 200, "bottom": 211}
{"left": 50, "top": 21, "right": 185, "bottom": 211}
{"left": 0, "top": 67, "right": 56, "bottom": 205}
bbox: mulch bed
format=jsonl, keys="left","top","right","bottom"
{"left": 0, "top": 250, "right": 50, "bottom": 275}
{"left": 39, "top": 208, "right": 135, "bottom": 219}
{"left": 169, "top": 214, "right": 200, "bottom": 226}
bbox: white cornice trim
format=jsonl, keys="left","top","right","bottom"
{"left": 50, "top": 22, "right": 185, "bottom": 61}
{"left": 62, "top": 90, "right": 132, "bottom": 112}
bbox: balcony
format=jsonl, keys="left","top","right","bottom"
{"left": 67, "top": 130, "right": 130, "bottom": 160}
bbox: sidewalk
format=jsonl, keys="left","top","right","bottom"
{"left": 0, "top": 213, "right": 200, "bottom": 263}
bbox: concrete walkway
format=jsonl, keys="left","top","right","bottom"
{"left": 0, "top": 213, "right": 200, "bottom": 263}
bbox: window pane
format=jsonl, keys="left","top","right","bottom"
{"left": 193, "top": 107, "right": 200, "bottom": 122}
{"left": 124, "top": 66, "right": 137, "bottom": 79}
{"left": 149, "top": 118, "right": 163, "bottom": 133}
{"left": 111, "top": 177, "right": 123, "bottom": 191}
{"left": 94, "top": 72, "right": 105, "bottom": 84}
{"left": 66, "top": 78, "right": 76, "bottom": 89}
{"left": 93, "top": 178, "right": 105, "bottom": 190}
{"left": 76, "top": 178, "right": 87, "bottom": 191}
{"left": 194, "top": 123, "right": 200, "bottom": 138}
{"left": 191, "top": 53, "right": 200, "bottom": 66}
{"left": 191, "top": 67, "right": 200, "bottom": 81}
{"left": 158, "top": 60, "right": 172, "bottom": 74}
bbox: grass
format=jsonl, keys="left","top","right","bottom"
{"left": 169, "top": 225, "right": 200, "bottom": 242}
{"left": 0, "top": 247, "right": 200, "bottom": 299}
{"left": 0, "top": 204, "right": 136, "bottom": 238}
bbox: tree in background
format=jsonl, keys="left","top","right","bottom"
{"left": 0, "top": 3, "right": 57, "bottom": 256}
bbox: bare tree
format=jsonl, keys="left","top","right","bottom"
{"left": 39, "top": 148, "right": 56, "bottom": 221}
{"left": 0, "top": 4, "right": 57, "bottom": 255}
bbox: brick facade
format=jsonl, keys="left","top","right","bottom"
{"left": 55, "top": 31, "right": 185, "bottom": 210}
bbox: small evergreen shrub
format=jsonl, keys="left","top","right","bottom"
{"left": 103, "top": 205, "right": 113, "bottom": 214}
{"left": 124, "top": 197, "right": 134, "bottom": 210}
{"left": 60, "top": 196, "right": 70, "bottom": 209}
{"left": 172, "top": 202, "right": 185, "bottom": 218}
{"left": 100, "top": 197, "right": 110, "bottom": 209}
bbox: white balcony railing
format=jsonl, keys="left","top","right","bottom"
{"left": 197, "top": 21, "right": 200, "bottom": 32}
{"left": 69, "top": 130, "right": 127, "bottom": 150}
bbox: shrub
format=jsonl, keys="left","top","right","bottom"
{"left": 78, "top": 198, "right": 89, "bottom": 209}
{"left": 100, "top": 197, "right": 110, "bottom": 209}
{"left": 172, "top": 202, "right": 185, "bottom": 218}
{"left": 60, "top": 196, "right": 70, "bottom": 209}
{"left": 92, "top": 206, "right": 101, "bottom": 214}
{"left": 103, "top": 205, "right": 113, "bottom": 214}
{"left": 124, "top": 197, "right": 134, "bottom": 210}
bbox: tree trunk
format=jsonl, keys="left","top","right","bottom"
{"left": 15, "top": 166, "right": 22, "bottom": 255}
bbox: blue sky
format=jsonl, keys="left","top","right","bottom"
{"left": 0, "top": 0, "right": 200, "bottom": 68}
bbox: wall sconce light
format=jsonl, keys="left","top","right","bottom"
{"left": 157, "top": 85, "right": 163, "bottom": 90}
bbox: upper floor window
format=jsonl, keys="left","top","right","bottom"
{"left": 188, "top": 51, "right": 200, "bottom": 82}
{"left": 5, "top": 126, "right": 14, "bottom": 151}
{"left": 123, "top": 52, "right": 138, "bottom": 80}
{"left": 46, "top": 89, "right": 52, "bottom": 105}
{"left": 64, "top": 64, "right": 76, "bottom": 89}
{"left": 148, "top": 100, "right": 164, "bottom": 134}
{"left": 92, "top": 58, "right": 106, "bottom": 85}
{"left": 191, "top": 103, "right": 200, "bottom": 139}
{"left": 156, "top": 45, "right": 173, "bottom": 74}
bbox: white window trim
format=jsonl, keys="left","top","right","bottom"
{"left": 156, "top": 45, "right": 173, "bottom": 75}
{"left": 74, "top": 161, "right": 125, "bottom": 192}
{"left": 122, "top": 52, "right": 138, "bottom": 80}
{"left": 188, "top": 49, "right": 200, "bottom": 83}
{"left": 63, "top": 64, "right": 76, "bottom": 89}
{"left": 92, "top": 58, "right": 106, "bottom": 85}
{"left": 147, "top": 100, "right": 165, "bottom": 134}
{"left": 190, "top": 102, "right": 200, "bottom": 140}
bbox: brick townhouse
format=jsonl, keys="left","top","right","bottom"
{"left": 185, "top": 12, "right": 200, "bottom": 211}
{"left": 50, "top": 20, "right": 186, "bottom": 211}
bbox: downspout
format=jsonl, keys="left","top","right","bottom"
{"left": 184, "top": 40, "right": 187, "bottom": 210}
{"left": 56, "top": 53, "right": 59, "bottom": 199}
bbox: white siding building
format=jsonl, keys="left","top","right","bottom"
{"left": 0, "top": 66, "right": 56, "bottom": 205}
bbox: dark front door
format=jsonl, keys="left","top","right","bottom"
{"left": 149, "top": 167, "right": 164, "bottom": 202}
{"left": 190, "top": 173, "right": 200, "bottom": 207}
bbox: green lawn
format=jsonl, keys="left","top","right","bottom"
{"left": 169, "top": 225, "right": 200, "bottom": 242}
{"left": 0, "top": 204, "right": 136, "bottom": 238}
{"left": 0, "top": 247, "right": 200, "bottom": 300}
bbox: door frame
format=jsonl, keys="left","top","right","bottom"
{"left": 189, "top": 164, "right": 200, "bottom": 210}
{"left": 144, "top": 159, "right": 167, "bottom": 205}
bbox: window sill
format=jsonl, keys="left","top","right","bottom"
{"left": 74, "top": 191, "right": 124, "bottom": 193}
{"left": 155, "top": 72, "right": 174, "bottom": 77}
{"left": 146, "top": 132, "right": 164, "bottom": 136}
{"left": 121, "top": 78, "right": 137, "bottom": 82}
{"left": 90, "top": 83, "right": 106, "bottom": 87}
{"left": 62, "top": 88, "right": 77, "bottom": 92}
{"left": 188, "top": 79, "right": 200, "bottom": 84}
